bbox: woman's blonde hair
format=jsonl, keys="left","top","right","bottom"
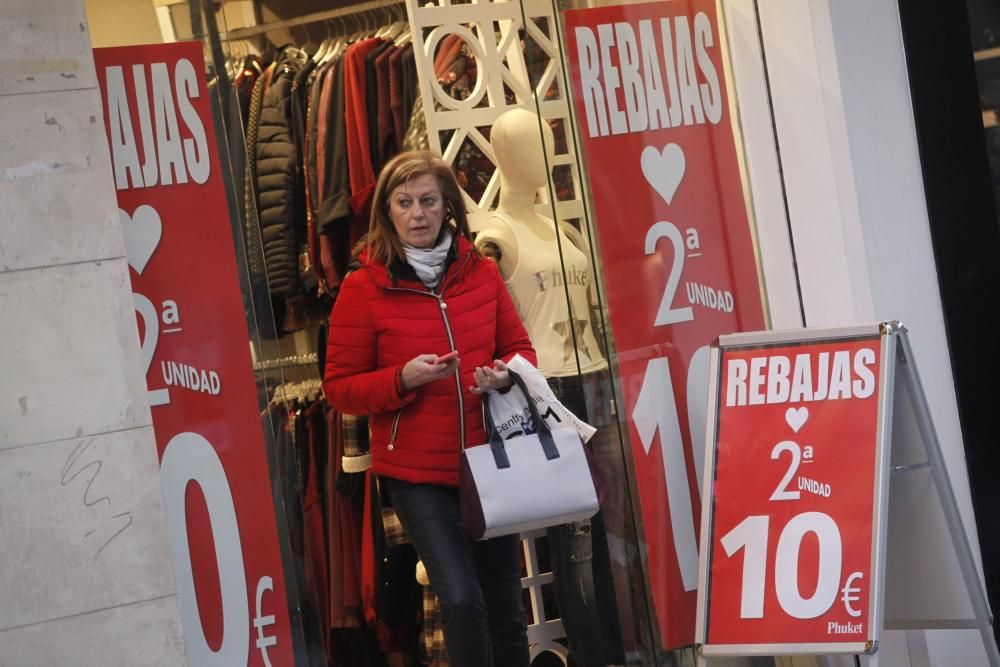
{"left": 362, "top": 150, "right": 473, "bottom": 266}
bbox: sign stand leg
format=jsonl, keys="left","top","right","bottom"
{"left": 895, "top": 328, "right": 1000, "bottom": 667}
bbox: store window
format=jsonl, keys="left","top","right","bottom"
{"left": 85, "top": 0, "right": 776, "bottom": 664}
{"left": 84, "top": 0, "right": 319, "bottom": 663}
{"left": 546, "top": 0, "right": 768, "bottom": 661}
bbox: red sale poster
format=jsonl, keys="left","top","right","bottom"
{"left": 94, "top": 43, "right": 294, "bottom": 665}
{"left": 564, "top": 0, "right": 766, "bottom": 649}
{"left": 702, "top": 333, "right": 884, "bottom": 651}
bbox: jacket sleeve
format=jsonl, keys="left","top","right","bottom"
{"left": 491, "top": 263, "right": 538, "bottom": 367}
{"left": 323, "top": 272, "right": 416, "bottom": 415}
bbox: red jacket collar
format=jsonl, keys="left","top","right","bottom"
{"left": 360, "top": 233, "right": 478, "bottom": 290}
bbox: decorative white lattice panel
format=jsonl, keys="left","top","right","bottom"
{"left": 521, "top": 528, "right": 570, "bottom": 664}
{"left": 405, "top": 0, "right": 587, "bottom": 231}
{"left": 404, "top": 2, "right": 596, "bottom": 657}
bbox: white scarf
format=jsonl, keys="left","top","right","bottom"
{"left": 403, "top": 229, "right": 453, "bottom": 290}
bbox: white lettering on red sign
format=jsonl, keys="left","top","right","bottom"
{"left": 573, "top": 13, "right": 722, "bottom": 137}
{"left": 105, "top": 59, "right": 210, "bottom": 189}
{"left": 725, "top": 348, "right": 877, "bottom": 406}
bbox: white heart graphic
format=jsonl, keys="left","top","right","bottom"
{"left": 785, "top": 406, "right": 809, "bottom": 433}
{"left": 120, "top": 205, "right": 162, "bottom": 275}
{"left": 641, "top": 143, "right": 686, "bottom": 205}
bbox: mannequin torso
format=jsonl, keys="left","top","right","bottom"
{"left": 477, "top": 107, "right": 607, "bottom": 376}
{"left": 478, "top": 209, "right": 606, "bottom": 377}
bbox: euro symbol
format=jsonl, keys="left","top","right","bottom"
{"left": 254, "top": 576, "right": 278, "bottom": 666}
{"left": 841, "top": 571, "right": 864, "bottom": 618}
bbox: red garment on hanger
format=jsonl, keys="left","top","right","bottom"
{"left": 316, "top": 65, "right": 336, "bottom": 219}
{"left": 388, "top": 46, "right": 407, "bottom": 147}
{"left": 361, "top": 469, "right": 377, "bottom": 624}
{"left": 344, "top": 38, "right": 383, "bottom": 216}
{"left": 302, "top": 402, "right": 330, "bottom": 657}
{"left": 433, "top": 34, "right": 461, "bottom": 77}
{"left": 375, "top": 45, "right": 399, "bottom": 169}
{"left": 327, "top": 409, "right": 363, "bottom": 628}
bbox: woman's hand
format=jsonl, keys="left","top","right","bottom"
{"left": 401, "top": 352, "right": 460, "bottom": 391}
{"left": 470, "top": 359, "right": 512, "bottom": 394}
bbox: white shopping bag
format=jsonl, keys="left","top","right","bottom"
{"left": 486, "top": 354, "right": 597, "bottom": 443}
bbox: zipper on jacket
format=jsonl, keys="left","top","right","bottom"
{"left": 383, "top": 253, "right": 472, "bottom": 452}
{"left": 388, "top": 408, "right": 403, "bottom": 450}
{"left": 434, "top": 292, "right": 466, "bottom": 450}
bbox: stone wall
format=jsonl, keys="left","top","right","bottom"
{"left": 0, "top": 1, "right": 186, "bottom": 664}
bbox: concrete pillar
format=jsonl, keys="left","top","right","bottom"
{"left": 0, "top": 1, "right": 186, "bottom": 664}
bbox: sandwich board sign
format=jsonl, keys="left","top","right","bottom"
{"left": 694, "top": 322, "right": 999, "bottom": 664}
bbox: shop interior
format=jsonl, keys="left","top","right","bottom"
{"left": 84, "top": 0, "right": 665, "bottom": 665}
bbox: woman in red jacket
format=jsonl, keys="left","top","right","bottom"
{"left": 323, "top": 151, "right": 536, "bottom": 666}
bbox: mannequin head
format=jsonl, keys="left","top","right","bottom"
{"left": 490, "top": 108, "right": 555, "bottom": 194}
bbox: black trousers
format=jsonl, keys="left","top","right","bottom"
{"left": 383, "top": 478, "right": 529, "bottom": 667}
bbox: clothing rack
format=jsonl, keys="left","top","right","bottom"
{"left": 253, "top": 352, "right": 319, "bottom": 371}
{"left": 226, "top": 0, "right": 406, "bottom": 41}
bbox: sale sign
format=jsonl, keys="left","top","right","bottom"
{"left": 94, "top": 43, "right": 294, "bottom": 665}
{"left": 698, "top": 332, "right": 885, "bottom": 653}
{"left": 564, "top": 0, "right": 766, "bottom": 649}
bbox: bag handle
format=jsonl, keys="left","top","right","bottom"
{"left": 480, "top": 369, "right": 560, "bottom": 469}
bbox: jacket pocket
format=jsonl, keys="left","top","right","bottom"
{"left": 388, "top": 408, "right": 404, "bottom": 451}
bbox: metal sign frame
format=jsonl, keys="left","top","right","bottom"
{"left": 887, "top": 325, "right": 999, "bottom": 666}
{"left": 693, "top": 322, "right": 999, "bottom": 664}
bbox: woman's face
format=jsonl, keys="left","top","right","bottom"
{"left": 388, "top": 173, "right": 446, "bottom": 248}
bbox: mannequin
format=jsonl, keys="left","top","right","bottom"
{"left": 476, "top": 108, "right": 606, "bottom": 378}
{"left": 478, "top": 109, "right": 624, "bottom": 666}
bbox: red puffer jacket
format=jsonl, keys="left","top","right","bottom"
{"left": 323, "top": 235, "right": 536, "bottom": 486}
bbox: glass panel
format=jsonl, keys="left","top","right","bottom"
{"left": 968, "top": 2, "right": 1000, "bottom": 216}
{"left": 390, "top": 0, "right": 657, "bottom": 661}
{"left": 87, "top": 0, "right": 780, "bottom": 663}
{"left": 198, "top": 3, "right": 329, "bottom": 665}
{"left": 483, "top": 4, "right": 655, "bottom": 666}
{"left": 518, "top": 0, "right": 772, "bottom": 663}
{"left": 85, "top": 0, "right": 325, "bottom": 662}
{"left": 180, "top": 3, "right": 323, "bottom": 664}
